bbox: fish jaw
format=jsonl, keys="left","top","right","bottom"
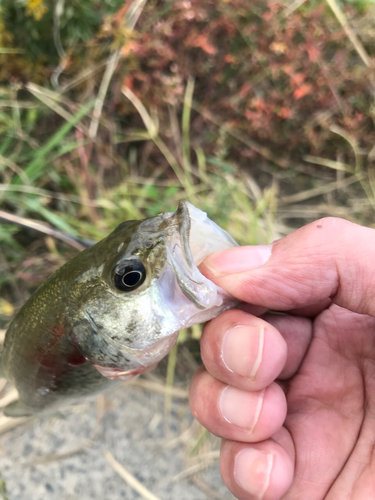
{"left": 157, "top": 201, "right": 239, "bottom": 330}
{"left": 93, "top": 362, "right": 158, "bottom": 381}
{"left": 91, "top": 331, "right": 180, "bottom": 380}
{"left": 92, "top": 330, "right": 179, "bottom": 382}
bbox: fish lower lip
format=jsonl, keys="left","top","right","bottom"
{"left": 94, "top": 362, "right": 158, "bottom": 381}
{"left": 93, "top": 332, "right": 179, "bottom": 381}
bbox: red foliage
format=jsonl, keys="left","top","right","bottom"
{"left": 114, "top": 0, "right": 372, "bottom": 162}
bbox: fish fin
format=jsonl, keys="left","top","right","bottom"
{"left": 3, "top": 400, "right": 35, "bottom": 417}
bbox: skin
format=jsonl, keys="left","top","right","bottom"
{"left": 190, "top": 217, "right": 375, "bottom": 499}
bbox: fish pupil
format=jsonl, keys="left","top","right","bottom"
{"left": 113, "top": 259, "right": 146, "bottom": 291}
{"left": 122, "top": 270, "right": 142, "bottom": 287}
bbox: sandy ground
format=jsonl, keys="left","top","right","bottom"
{"left": 0, "top": 377, "right": 235, "bottom": 500}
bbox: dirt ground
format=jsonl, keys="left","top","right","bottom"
{"left": 0, "top": 378, "right": 234, "bottom": 500}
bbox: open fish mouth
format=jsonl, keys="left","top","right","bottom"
{"left": 176, "top": 201, "right": 238, "bottom": 268}
{"left": 160, "top": 201, "right": 239, "bottom": 324}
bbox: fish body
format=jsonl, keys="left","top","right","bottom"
{"left": 0, "top": 202, "right": 238, "bottom": 416}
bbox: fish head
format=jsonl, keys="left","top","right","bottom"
{"left": 70, "top": 201, "right": 238, "bottom": 381}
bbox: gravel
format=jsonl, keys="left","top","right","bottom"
{"left": 0, "top": 380, "right": 235, "bottom": 500}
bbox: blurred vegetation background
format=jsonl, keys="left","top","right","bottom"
{"left": 0, "top": 0, "right": 375, "bottom": 324}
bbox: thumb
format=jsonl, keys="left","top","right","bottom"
{"left": 201, "top": 217, "right": 375, "bottom": 316}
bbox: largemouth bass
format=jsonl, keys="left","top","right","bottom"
{"left": 0, "top": 202, "right": 238, "bottom": 417}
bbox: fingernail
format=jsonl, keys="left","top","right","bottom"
{"left": 234, "top": 447, "right": 273, "bottom": 499}
{"left": 203, "top": 245, "right": 272, "bottom": 276}
{"left": 222, "top": 325, "right": 264, "bottom": 379}
{"left": 220, "top": 386, "right": 264, "bottom": 432}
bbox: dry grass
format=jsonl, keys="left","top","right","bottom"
{"left": 105, "top": 451, "right": 162, "bottom": 500}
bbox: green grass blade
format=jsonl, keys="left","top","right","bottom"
{"left": 195, "top": 146, "right": 208, "bottom": 183}
{"left": 12, "top": 100, "right": 94, "bottom": 185}
{"left": 0, "top": 136, "right": 13, "bottom": 156}
{"left": 182, "top": 76, "right": 195, "bottom": 189}
{"left": 164, "top": 341, "right": 178, "bottom": 418}
{"left": 0, "top": 48, "right": 25, "bottom": 54}
{"left": 24, "top": 197, "right": 79, "bottom": 235}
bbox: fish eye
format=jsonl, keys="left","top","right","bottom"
{"left": 113, "top": 260, "right": 146, "bottom": 291}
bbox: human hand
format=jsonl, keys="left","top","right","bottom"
{"left": 190, "top": 217, "right": 375, "bottom": 499}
